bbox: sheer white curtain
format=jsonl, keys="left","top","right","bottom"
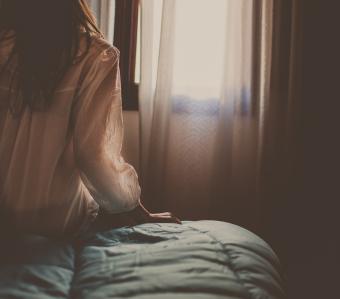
{"left": 139, "top": 0, "right": 271, "bottom": 228}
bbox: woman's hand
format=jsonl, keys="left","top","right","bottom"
{"left": 129, "top": 203, "right": 181, "bottom": 225}
{"left": 92, "top": 202, "right": 181, "bottom": 232}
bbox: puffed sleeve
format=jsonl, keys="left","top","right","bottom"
{"left": 71, "top": 45, "right": 141, "bottom": 213}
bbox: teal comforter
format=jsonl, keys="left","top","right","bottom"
{"left": 0, "top": 221, "right": 285, "bottom": 299}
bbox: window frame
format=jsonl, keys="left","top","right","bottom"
{"left": 113, "top": 0, "right": 140, "bottom": 111}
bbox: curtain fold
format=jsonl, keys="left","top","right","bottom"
{"left": 258, "top": 0, "right": 302, "bottom": 259}
{"left": 209, "top": 0, "right": 259, "bottom": 228}
{"left": 138, "top": 0, "right": 300, "bottom": 232}
{"left": 139, "top": 0, "right": 177, "bottom": 211}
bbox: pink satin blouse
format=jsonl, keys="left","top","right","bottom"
{"left": 0, "top": 32, "right": 141, "bottom": 236}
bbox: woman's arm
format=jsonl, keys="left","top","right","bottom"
{"left": 72, "top": 45, "right": 180, "bottom": 227}
{"left": 72, "top": 46, "right": 141, "bottom": 213}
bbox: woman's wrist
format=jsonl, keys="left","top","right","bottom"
{"left": 129, "top": 201, "right": 151, "bottom": 222}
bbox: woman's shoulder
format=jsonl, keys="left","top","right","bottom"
{"left": 90, "top": 35, "right": 120, "bottom": 59}
{"left": 75, "top": 34, "right": 121, "bottom": 90}
{"left": 78, "top": 33, "right": 120, "bottom": 65}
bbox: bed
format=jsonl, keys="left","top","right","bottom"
{"left": 0, "top": 220, "right": 285, "bottom": 299}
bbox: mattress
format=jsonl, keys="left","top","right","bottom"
{"left": 0, "top": 220, "right": 285, "bottom": 299}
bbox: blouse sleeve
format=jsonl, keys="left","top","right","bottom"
{"left": 71, "top": 46, "right": 141, "bottom": 213}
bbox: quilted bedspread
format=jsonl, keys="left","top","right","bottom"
{"left": 0, "top": 220, "right": 285, "bottom": 299}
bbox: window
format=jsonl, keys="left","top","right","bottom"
{"left": 87, "top": 0, "right": 140, "bottom": 111}
{"left": 114, "top": 0, "right": 140, "bottom": 111}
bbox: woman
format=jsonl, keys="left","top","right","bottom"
{"left": 0, "top": 0, "right": 180, "bottom": 238}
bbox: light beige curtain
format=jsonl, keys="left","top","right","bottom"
{"left": 86, "top": 0, "right": 116, "bottom": 44}
{"left": 139, "top": 0, "right": 300, "bottom": 231}
{"left": 139, "top": 0, "right": 176, "bottom": 212}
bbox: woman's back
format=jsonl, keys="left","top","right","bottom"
{"left": 0, "top": 31, "right": 141, "bottom": 237}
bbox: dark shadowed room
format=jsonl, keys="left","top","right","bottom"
{"left": 0, "top": 1, "right": 339, "bottom": 299}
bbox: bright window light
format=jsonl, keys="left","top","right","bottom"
{"left": 172, "top": 0, "right": 228, "bottom": 100}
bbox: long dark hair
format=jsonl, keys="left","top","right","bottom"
{"left": 0, "top": 0, "right": 103, "bottom": 116}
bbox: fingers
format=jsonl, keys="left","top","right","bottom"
{"left": 148, "top": 214, "right": 182, "bottom": 224}
{"left": 150, "top": 212, "right": 172, "bottom": 217}
{"left": 127, "top": 209, "right": 182, "bottom": 226}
